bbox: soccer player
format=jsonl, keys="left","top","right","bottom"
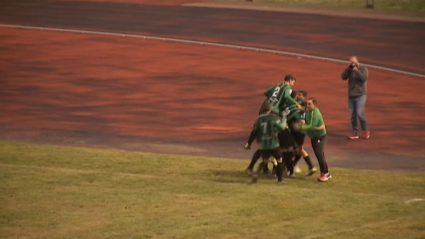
{"left": 290, "top": 91, "right": 316, "bottom": 176}
{"left": 294, "top": 98, "right": 331, "bottom": 182}
{"left": 244, "top": 103, "right": 288, "bottom": 184}
{"left": 262, "top": 74, "right": 303, "bottom": 121}
{"left": 262, "top": 74, "right": 300, "bottom": 154}
{"left": 245, "top": 74, "right": 300, "bottom": 175}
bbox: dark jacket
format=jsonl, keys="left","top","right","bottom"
{"left": 341, "top": 65, "right": 368, "bottom": 97}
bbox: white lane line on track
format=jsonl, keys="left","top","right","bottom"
{"left": 1, "top": 23, "right": 424, "bottom": 79}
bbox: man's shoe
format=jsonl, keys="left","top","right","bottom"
{"left": 348, "top": 133, "right": 359, "bottom": 140}
{"left": 364, "top": 131, "right": 371, "bottom": 139}
{"left": 318, "top": 173, "right": 332, "bottom": 182}
{"left": 307, "top": 167, "right": 317, "bottom": 176}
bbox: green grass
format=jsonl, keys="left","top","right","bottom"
{"left": 1, "top": 141, "right": 424, "bottom": 239}
{"left": 217, "top": 0, "right": 425, "bottom": 12}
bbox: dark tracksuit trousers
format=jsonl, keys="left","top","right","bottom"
{"left": 310, "top": 135, "right": 329, "bottom": 174}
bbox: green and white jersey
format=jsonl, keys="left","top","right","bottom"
{"left": 253, "top": 113, "right": 287, "bottom": 150}
{"left": 263, "top": 83, "right": 290, "bottom": 114}
{"left": 263, "top": 83, "right": 300, "bottom": 121}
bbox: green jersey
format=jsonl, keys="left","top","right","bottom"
{"left": 264, "top": 83, "right": 300, "bottom": 120}
{"left": 289, "top": 100, "right": 306, "bottom": 132}
{"left": 263, "top": 83, "right": 291, "bottom": 114}
{"left": 295, "top": 100, "right": 306, "bottom": 121}
{"left": 251, "top": 113, "right": 287, "bottom": 150}
{"left": 301, "top": 107, "right": 326, "bottom": 138}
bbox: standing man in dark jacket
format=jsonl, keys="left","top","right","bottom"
{"left": 341, "top": 56, "right": 370, "bottom": 140}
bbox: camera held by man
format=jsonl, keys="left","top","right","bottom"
{"left": 348, "top": 62, "right": 358, "bottom": 69}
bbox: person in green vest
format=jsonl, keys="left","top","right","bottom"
{"left": 294, "top": 97, "right": 331, "bottom": 182}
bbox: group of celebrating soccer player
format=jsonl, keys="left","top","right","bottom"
{"left": 244, "top": 74, "right": 331, "bottom": 184}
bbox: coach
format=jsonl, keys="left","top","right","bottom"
{"left": 341, "top": 56, "right": 370, "bottom": 140}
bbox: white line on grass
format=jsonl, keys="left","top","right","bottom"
{"left": 405, "top": 198, "right": 425, "bottom": 205}
{"left": 0, "top": 23, "right": 424, "bottom": 79}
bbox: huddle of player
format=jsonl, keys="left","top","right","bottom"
{"left": 244, "top": 74, "right": 331, "bottom": 184}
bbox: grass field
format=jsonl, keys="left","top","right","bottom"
{"left": 1, "top": 141, "right": 424, "bottom": 239}
{"left": 218, "top": 0, "right": 425, "bottom": 12}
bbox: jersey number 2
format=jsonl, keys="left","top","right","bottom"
{"left": 270, "top": 87, "right": 281, "bottom": 103}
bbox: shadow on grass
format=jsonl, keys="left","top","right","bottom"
{"left": 207, "top": 178, "right": 252, "bottom": 185}
{"left": 205, "top": 169, "right": 259, "bottom": 184}
{"left": 206, "top": 169, "right": 294, "bottom": 185}
{"left": 206, "top": 169, "right": 317, "bottom": 185}
{"left": 208, "top": 169, "right": 250, "bottom": 178}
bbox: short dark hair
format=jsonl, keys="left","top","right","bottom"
{"left": 300, "top": 101, "right": 307, "bottom": 107}
{"left": 284, "top": 74, "right": 296, "bottom": 82}
{"left": 299, "top": 90, "right": 308, "bottom": 97}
